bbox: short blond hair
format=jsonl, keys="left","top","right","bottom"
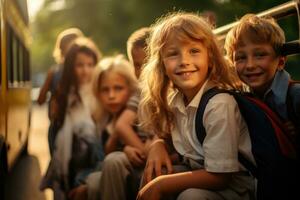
{"left": 93, "top": 55, "right": 138, "bottom": 121}
{"left": 126, "top": 27, "right": 150, "bottom": 64}
{"left": 53, "top": 28, "right": 84, "bottom": 63}
{"left": 225, "top": 14, "right": 285, "bottom": 63}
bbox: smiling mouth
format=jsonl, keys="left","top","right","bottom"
{"left": 175, "top": 70, "right": 197, "bottom": 75}
{"left": 244, "top": 72, "right": 263, "bottom": 80}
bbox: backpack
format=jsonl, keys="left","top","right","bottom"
{"left": 195, "top": 88, "right": 299, "bottom": 200}
{"left": 287, "top": 81, "right": 300, "bottom": 153}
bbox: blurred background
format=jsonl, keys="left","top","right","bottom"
{"left": 29, "top": 0, "right": 300, "bottom": 87}
{"left": 2, "top": 1, "right": 299, "bottom": 200}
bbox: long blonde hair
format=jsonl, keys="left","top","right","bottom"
{"left": 139, "top": 12, "right": 240, "bottom": 138}
{"left": 93, "top": 55, "right": 138, "bottom": 123}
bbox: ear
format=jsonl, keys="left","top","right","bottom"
{"left": 277, "top": 56, "right": 286, "bottom": 71}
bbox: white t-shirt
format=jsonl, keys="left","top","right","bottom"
{"left": 169, "top": 81, "right": 255, "bottom": 173}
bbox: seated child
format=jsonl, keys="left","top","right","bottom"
{"left": 40, "top": 37, "right": 103, "bottom": 199}
{"left": 224, "top": 13, "right": 299, "bottom": 198}
{"left": 72, "top": 55, "right": 142, "bottom": 200}
{"left": 115, "top": 27, "right": 151, "bottom": 157}
{"left": 224, "top": 14, "right": 300, "bottom": 156}
{"left": 137, "top": 12, "right": 255, "bottom": 200}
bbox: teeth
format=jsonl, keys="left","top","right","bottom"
{"left": 183, "top": 72, "right": 191, "bottom": 77}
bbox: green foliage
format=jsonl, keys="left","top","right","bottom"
{"left": 31, "top": 0, "right": 299, "bottom": 79}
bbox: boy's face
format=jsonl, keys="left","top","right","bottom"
{"left": 131, "top": 46, "right": 146, "bottom": 78}
{"left": 233, "top": 40, "right": 285, "bottom": 94}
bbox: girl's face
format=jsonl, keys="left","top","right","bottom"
{"left": 162, "top": 35, "right": 209, "bottom": 103}
{"left": 233, "top": 39, "right": 285, "bottom": 95}
{"left": 97, "top": 71, "right": 131, "bottom": 115}
{"left": 74, "top": 52, "right": 95, "bottom": 85}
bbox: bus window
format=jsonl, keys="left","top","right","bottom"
{"left": 24, "top": 49, "right": 30, "bottom": 82}
{"left": 12, "top": 34, "right": 19, "bottom": 84}
{"left": 6, "top": 25, "right": 13, "bottom": 86}
{"left": 19, "top": 44, "right": 24, "bottom": 83}
{"left": 0, "top": 17, "right": 1, "bottom": 87}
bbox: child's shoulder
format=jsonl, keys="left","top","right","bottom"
{"left": 204, "top": 91, "right": 238, "bottom": 113}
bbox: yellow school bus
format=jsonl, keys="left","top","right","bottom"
{"left": 0, "top": 0, "right": 31, "bottom": 195}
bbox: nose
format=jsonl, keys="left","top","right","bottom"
{"left": 180, "top": 52, "right": 190, "bottom": 67}
{"left": 245, "top": 56, "right": 255, "bottom": 71}
{"left": 108, "top": 90, "right": 116, "bottom": 99}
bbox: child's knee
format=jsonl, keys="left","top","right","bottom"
{"left": 103, "top": 151, "right": 128, "bottom": 169}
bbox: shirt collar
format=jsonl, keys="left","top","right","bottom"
{"left": 264, "top": 70, "right": 290, "bottom": 104}
{"left": 170, "top": 80, "right": 210, "bottom": 112}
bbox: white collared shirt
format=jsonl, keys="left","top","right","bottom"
{"left": 170, "top": 81, "right": 255, "bottom": 173}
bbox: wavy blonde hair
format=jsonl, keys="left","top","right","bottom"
{"left": 224, "top": 14, "right": 285, "bottom": 64}
{"left": 139, "top": 12, "right": 241, "bottom": 138}
{"left": 92, "top": 55, "right": 138, "bottom": 123}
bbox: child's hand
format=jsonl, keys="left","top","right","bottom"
{"left": 143, "top": 139, "right": 173, "bottom": 185}
{"left": 68, "top": 185, "right": 88, "bottom": 200}
{"left": 136, "top": 177, "right": 163, "bottom": 200}
{"left": 124, "top": 145, "right": 145, "bottom": 167}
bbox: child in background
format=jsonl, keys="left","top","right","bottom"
{"left": 84, "top": 55, "right": 140, "bottom": 200}
{"left": 137, "top": 12, "right": 255, "bottom": 200}
{"left": 37, "top": 28, "right": 83, "bottom": 155}
{"left": 40, "top": 37, "right": 103, "bottom": 199}
{"left": 95, "top": 55, "right": 139, "bottom": 154}
{"left": 115, "top": 27, "right": 150, "bottom": 161}
{"left": 96, "top": 28, "right": 151, "bottom": 200}
{"left": 224, "top": 13, "right": 299, "bottom": 197}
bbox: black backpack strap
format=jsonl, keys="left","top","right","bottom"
{"left": 195, "top": 88, "right": 258, "bottom": 177}
{"left": 195, "top": 87, "right": 222, "bottom": 144}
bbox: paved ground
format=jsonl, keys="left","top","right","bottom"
{"left": 5, "top": 104, "right": 53, "bottom": 200}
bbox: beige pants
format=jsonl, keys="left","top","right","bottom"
{"left": 86, "top": 151, "right": 143, "bottom": 200}
{"left": 139, "top": 159, "right": 255, "bottom": 200}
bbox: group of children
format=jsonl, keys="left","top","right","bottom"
{"left": 38, "top": 10, "right": 299, "bottom": 200}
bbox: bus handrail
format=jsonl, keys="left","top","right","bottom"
{"left": 214, "top": 0, "right": 300, "bottom": 42}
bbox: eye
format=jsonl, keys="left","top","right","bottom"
{"left": 100, "top": 87, "right": 109, "bottom": 93}
{"left": 75, "top": 62, "right": 83, "bottom": 67}
{"left": 190, "top": 48, "right": 200, "bottom": 54}
{"left": 88, "top": 62, "right": 95, "bottom": 67}
{"left": 234, "top": 54, "right": 246, "bottom": 62}
{"left": 164, "top": 50, "right": 178, "bottom": 57}
{"left": 254, "top": 51, "right": 268, "bottom": 58}
{"left": 115, "top": 85, "right": 124, "bottom": 91}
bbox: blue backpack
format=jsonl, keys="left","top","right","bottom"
{"left": 195, "top": 88, "right": 298, "bottom": 200}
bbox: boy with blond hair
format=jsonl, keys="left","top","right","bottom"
{"left": 225, "top": 14, "right": 299, "bottom": 198}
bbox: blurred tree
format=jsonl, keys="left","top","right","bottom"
{"left": 30, "top": 0, "right": 299, "bottom": 83}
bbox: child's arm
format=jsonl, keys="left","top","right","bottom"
{"left": 115, "top": 109, "right": 144, "bottom": 151}
{"left": 137, "top": 169, "right": 232, "bottom": 200}
{"left": 38, "top": 68, "right": 54, "bottom": 105}
{"left": 142, "top": 137, "right": 173, "bottom": 185}
{"left": 104, "top": 133, "right": 119, "bottom": 154}
{"left": 123, "top": 145, "right": 145, "bottom": 167}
